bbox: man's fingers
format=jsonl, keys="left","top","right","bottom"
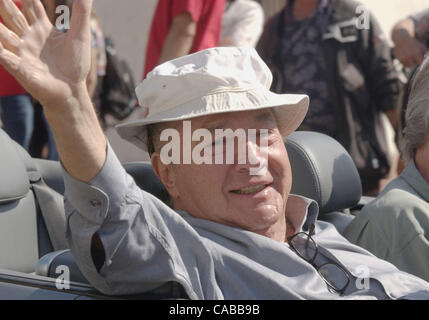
{"left": 0, "top": 0, "right": 29, "bottom": 37}
{"left": 33, "top": 0, "right": 50, "bottom": 23}
{"left": 69, "top": 0, "right": 93, "bottom": 42}
{"left": 22, "top": 0, "right": 51, "bottom": 28}
{"left": 0, "top": 21, "right": 20, "bottom": 54}
{"left": 21, "top": 0, "right": 37, "bottom": 25}
{"left": 0, "top": 41, "right": 21, "bottom": 75}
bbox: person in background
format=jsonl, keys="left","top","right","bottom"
{"left": 392, "top": 8, "right": 429, "bottom": 69}
{"left": 344, "top": 56, "right": 429, "bottom": 282}
{"left": 0, "top": 0, "right": 34, "bottom": 150}
{"left": 143, "top": 0, "right": 226, "bottom": 79}
{"left": 391, "top": 9, "right": 429, "bottom": 174}
{"left": 257, "top": 0, "right": 401, "bottom": 196}
{"left": 220, "top": 0, "right": 264, "bottom": 47}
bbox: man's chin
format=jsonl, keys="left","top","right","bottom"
{"left": 235, "top": 205, "right": 283, "bottom": 231}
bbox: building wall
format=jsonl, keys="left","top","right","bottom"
{"left": 94, "top": 0, "right": 158, "bottom": 83}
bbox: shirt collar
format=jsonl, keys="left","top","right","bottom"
{"left": 401, "top": 160, "right": 429, "bottom": 202}
{"left": 286, "top": 194, "right": 319, "bottom": 233}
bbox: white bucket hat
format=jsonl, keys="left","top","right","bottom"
{"left": 116, "top": 46, "right": 309, "bottom": 151}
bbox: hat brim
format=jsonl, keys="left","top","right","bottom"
{"left": 115, "top": 88, "right": 309, "bottom": 152}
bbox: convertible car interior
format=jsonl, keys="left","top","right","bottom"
{"left": 0, "top": 127, "right": 369, "bottom": 299}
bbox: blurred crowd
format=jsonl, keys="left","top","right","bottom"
{"left": 0, "top": 0, "right": 428, "bottom": 194}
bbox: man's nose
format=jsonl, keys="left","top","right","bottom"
{"left": 234, "top": 139, "right": 268, "bottom": 176}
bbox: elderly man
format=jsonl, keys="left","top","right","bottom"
{"left": 344, "top": 57, "right": 429, "bottom": 282}
{"left": 0, "top": 0, "right": 428, "bottom": 299}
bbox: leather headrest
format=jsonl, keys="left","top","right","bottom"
{"left": 285, "top": 131, "right": 362, "bottom": 215}
{"left": 0, "top": 129, "right": 30, "bottom": 204}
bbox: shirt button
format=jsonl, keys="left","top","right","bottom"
{"left": 90, "top": 199, "right": 102, "bottom": 207}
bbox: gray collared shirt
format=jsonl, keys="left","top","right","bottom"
{"left": 344, "top": 160, "right": 429, "bottom": 282}
{"left": 63, "top": 144, "right": 429, "bottom": 299}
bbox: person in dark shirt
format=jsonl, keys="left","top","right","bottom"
{"left": 257, "top": 0, "right": 401, "bottom": 195}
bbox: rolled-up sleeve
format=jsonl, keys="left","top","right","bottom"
{"left": 63, "top": 142, "right": 219, "bottom": 299}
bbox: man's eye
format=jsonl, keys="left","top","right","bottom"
{"left": 258, "top": 129, "right": 271, "bottom": 139}
{"left": 259, "top": 129, "right": 278, "bottom": 145}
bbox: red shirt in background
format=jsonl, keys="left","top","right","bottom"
{"left": 143, "top": 0, "right": 226, "bottom": 79}
{"left": 0, "top": 0, "right": 26, "bottom": 97}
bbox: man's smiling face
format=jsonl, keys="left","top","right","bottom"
{"left": 151, "top": 109, "right": 292, "bottom": 241}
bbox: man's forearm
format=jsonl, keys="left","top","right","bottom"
{"left": 158, "top": 13, "right": 196, "bottom": 65}
{"left": 44, "top": 83, "right": 107, "bottom": 183}
{"left": 158, "top": 30, "right": 194, "bottom": 64}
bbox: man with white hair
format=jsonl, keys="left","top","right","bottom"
{"left": 344, "top": 56, "right": 429, "bottom": 282}
{"left": 0, "top": 0, "right": 429, "bottom": 299}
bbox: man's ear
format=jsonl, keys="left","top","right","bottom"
{"left": 151, "top": 153, "right": 180, "bottom": 199}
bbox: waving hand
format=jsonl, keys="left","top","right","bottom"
{"left": 0, "top": 0, "right": 107, "bottom": 182}
{"left": 0, "top": 0, "right": 93, "bottom": 107}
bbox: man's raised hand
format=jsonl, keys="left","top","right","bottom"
{"left": 0, "top": 0, "right": 107, "bottom": 183}
{"left": 0, "top": 0, "right": 93, "bottom": 110}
